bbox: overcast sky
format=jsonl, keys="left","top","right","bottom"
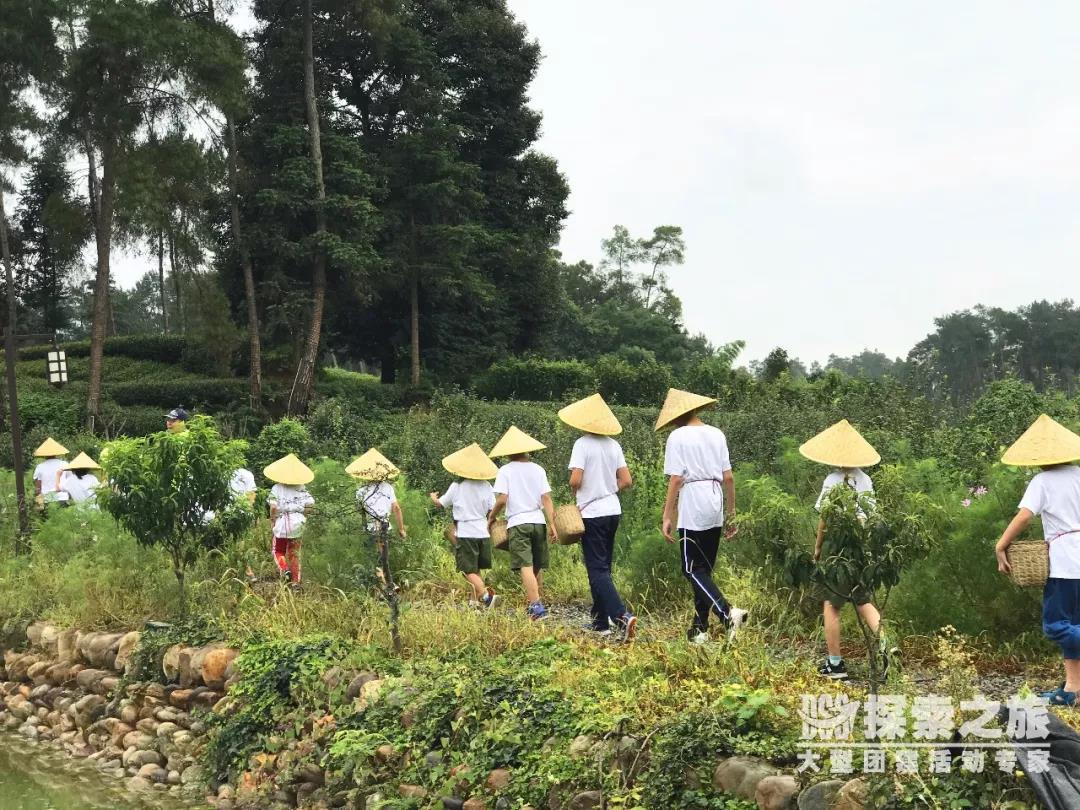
{"left": 102, "top": 0, "right": 1080, "bottom": 365}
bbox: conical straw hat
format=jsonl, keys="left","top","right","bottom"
{"left": 264, "top": 453, "right": 314, "bottom": 486}
{"left": 558, "top": 393, "right": 622, "bottom": 436}
{"left": 442, "top": 443, "right": 499, "bottom": 480}
{"left": 654, "top": 388, "right": 717, "bottom": 431}
{"left": 64, "top": 452, "right": 101, "bottom": 471}
{"left": 34, "top": 437, "right": 68, "bottom": 457}
{"left": 346, "top": 448, "right": 400, "bottom": 481}
{"left": 489, "top": 426, "right": 546, "bottom": 458}
{"left": 799, "top": 420, "right": 881, "bottom": 468}
{"left": 1002, "top": 414, "right": 1080, "bottom": 467}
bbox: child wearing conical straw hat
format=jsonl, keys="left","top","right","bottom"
{"left": 559, "top": 394, "right": 637, "bottom": 641}
{"left": 264, "top": 454, "right": 315, "bottom": 586}
{"left": 349, "top": 449, "right": 406, "bottom": 539}
{"left": 995, "top": 414, "right": 1080, "bottom": 706}
{"left": 57, "top": 452, "right": 102, "bottom": 507}
{"left": 487, "top": 426, "right": 556, "bottom": 621}
{"left": 800, "top": 420, "right": 896, "bottom": 681}
{"left": 656, "top": 388, "right": 749, "bottom": 644}
{"left": 430, "top": 443, "right": 499, "bottom": 610}
{"left": 32, "top": 438, "right": 69, "bottom": 507}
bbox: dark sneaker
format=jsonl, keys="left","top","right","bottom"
{"left": 483, "top": 590, "right": 500, "bottom": 610}
{"left": 527, "top": 602, "right": 548, "bottom": 621}
{"left": 819, "top": 659, "right": 849, "bottom": 681}
{"left": 281, "top": 568, "right": 292, "bottom": 582}
{"left": 1039, "top": 686, "right": 1078, "bottom": 707}
{"left": 618, "top": 614, "right": 637, "bottom": 643}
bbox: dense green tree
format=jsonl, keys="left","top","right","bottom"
{"left": 14, "top": 139, "right": 92, "bottom": 334}
{"left": 825, "top": 350, "right": 901, "bottom": 380}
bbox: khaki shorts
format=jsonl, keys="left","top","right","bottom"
{"left": 508, "top": 523, "right": 549, "bottom": 572}
{"left": 455, "top": 537, "right": 493, "bottom": 575}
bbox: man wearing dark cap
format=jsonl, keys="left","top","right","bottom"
{"left": 165, "top": 407, "right": 189, "bottom": 433}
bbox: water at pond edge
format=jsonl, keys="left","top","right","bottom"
{"left": 0, "top": 731, "right": 204, "bottom": 810}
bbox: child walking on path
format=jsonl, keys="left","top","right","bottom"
{"left": 558, "top": 393, "right": 637, "bottom": 641}
{"left": 656, "top": 388, "right": 749, "bottom": 643}
{"left": 265, "top": 454, "right": 315, "bottom": 586}
{"left": 57, "top": 453, "right": 102, "bottom": 506}
{"left": 800, "top": 419, "right": 893, "bottom": 681}
{"left": 33, "top": 438, "right": 69, "bottom": 508}
{"left": 349, "top": 448, "right": 407, "bottom": 539}
{"left": 488, "top": 426, "right": 556, "bottom": 620}
{"left": 995, "top": 414, "right": 1080, "bottom": 706}
{"left": 430, "top": 443, "right": 499, "bottom": 610}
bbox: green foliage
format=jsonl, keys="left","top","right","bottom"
{"left": 594, "top": 350, "right": 673, "bottom": 406}
{"left": 641, "top": 689, "right": 794, "bottom": 809}
{"left": 17, "top": 335, "right": 189, "bottom": 363}
{"left": 247, "top": 419, "right": 311, "bottom": 484}
{"left": 99, "top": 416, "right": 250, "bottom": 599}
{"left": 474, "top": 356, "right": 595, "bottom": 402}
{"left": 126, "top": 619, "right": 220, "bottom": 685}
{"left": 205, "top": 635, "right": 348, "bottom": 782}
{"left": 109, "top": 378, "right": 249, "bottom": 409}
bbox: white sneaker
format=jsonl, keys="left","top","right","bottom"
{"left": 727, "top": 608, "right": 749, "bottom": 642}
{"left": 690, "top": 631, "right": 710, "bottom": 645}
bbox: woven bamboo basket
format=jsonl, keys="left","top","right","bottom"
{"left": 1007, "top": 541, "right": 1048, "bottom": 588}
{"left": 443, "top": 524, "right": 457, "bottom": 544}
{"left": 553, "top": 504, "right": 585, "bottom": 545}
{"left": 491, "top": 520, "right": 509, "bottom": 551}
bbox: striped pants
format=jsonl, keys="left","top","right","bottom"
{"left": 680, "top": 527, "right": 730, "bottom": 632}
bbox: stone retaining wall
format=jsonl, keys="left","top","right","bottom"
{"left": 0, "top": 620, "right": 868, "bottom": 810}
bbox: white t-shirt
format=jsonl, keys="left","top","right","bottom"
{"left": 230, "top": 468, "right": 257, "bottom": 496}
{"left": 493, "top": 461, "right": 551, "bottom": 529}
{"left": 1019, "top": 465, "right": 1080, "bottom": 579}
{"left": 34, "top": 459, "right": 66, "bottom": 499}
{"left": 439, "top": 480, "right": 495, "bottom": 539}
{"left": 568, "top": 435, "right": 626, "bottom": 518}
{"left": 268, "top": 484, "right": 314, "bottom": 539}
{"left": 816, "top": 469, "right": 875, "bottom": 512}
{"left": 357, "top": 482, "right": 396, "bottom": 531}
{"left": 59, "top": 471, "right": 100, "bottom": 505}
{"left": 664, "top": 425, "right": 732, "bottom": 531}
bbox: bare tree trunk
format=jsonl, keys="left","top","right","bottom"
{"left": 409, "top": 213, "right": 420, "bottom": 386}
{"left": 158, "top": 229, "right": 169, "bottom": 334}
{"left": 0, "top": 184, "right": 29, "bottom": 542}
{"left": 409, "top": 267, "right": 420, "bottom": 386}
{"left": 288, "top": 0, "right": 327, "bottom": 416}
{"left": 168, "top": 229, "right": 183, "bottom": 334}
{"left": 86, "top": 140, "right": 115, "bottom": 431}
{"left": 227, "top": 119, "right": 262, "bottom": 410}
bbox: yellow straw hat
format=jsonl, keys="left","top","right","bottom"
{"left": 558, "top": 393, "right": 622, "bottom": 436}
{"left": 442, "top": 443, "right": 499, "bottom": 480}
{"left": 488, "top": 426, "right": 547, "bottom": 458}
{"left": 64, "top": 452, "right": 101, "bottom": 471}
{"left": 654, "top": 388, "right": 717, "bottom": 431}
{"left": 34, "top": 437, "right": 68, "bottom": 458}
{"left": 347, "top": 448, "right": 400, "bottom": 481}
{"left": 799, "top": 420, "right": 881, "bottom": 468}
{"left": 264, "top": 453, "right": 314, "bottom": 486}
{"left": 1002, "top": 414, "right": 1080, "bottom": 467}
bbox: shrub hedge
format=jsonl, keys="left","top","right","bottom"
{"left": 16, "top": 335, "right": 188, "bottom": 364}
{"left": 473, "top": 357, "right": 594, "bottom": 402}
{"left": 108, "top": 379, "right": 250, "bottom": 409}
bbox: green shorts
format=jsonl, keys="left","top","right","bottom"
{"left": 508, "top": 523, "right": 549, "bottom": 572}
{"left": 821, "top": 584, "right": 872, "bottom": 610}
{"left": 455, "top": 537, "right": 493, "bottom": 575}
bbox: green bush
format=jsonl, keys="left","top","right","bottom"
{"left": 473, "top": 356, "right": 595, "bottom": 402}
{"left": 108, "top": 379, "right": 249, "bottom": 409}
{"left": 16, "top": 334, "right": 188, "bottom": 363}
{"left": 247, "top": 418, "right": 311, "bottom": 483}
{"left": 594, "top": 350, "right": 673, "bottom": 405}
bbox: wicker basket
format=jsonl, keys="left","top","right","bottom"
{"left": 553, "top": 504, "right": 585, "bottom": 545}
{"left": 1007, "top": 541, "right": 1049, "bottom": 588}
{"left": 491, "top": 520, "right": 509, "bottom": 551}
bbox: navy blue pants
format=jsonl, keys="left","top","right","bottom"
{"left": 581, "top": 515, "right": 628, "bottom": 630}
{"left": 681, "top": 527, "right": 731, "bottom": 632}
{"left": 1044, "top": 578, "right": 1080, "bottom": 659}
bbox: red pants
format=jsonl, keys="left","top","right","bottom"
{"left": 272, "top": 537, "right": 301, "bottom": 583}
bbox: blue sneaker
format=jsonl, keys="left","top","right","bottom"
{"left": 527, "top": 602, "right": 548, "bottom": 621}
{"left": 1039, "top": 686, "right": 1077, "bottom": 707}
